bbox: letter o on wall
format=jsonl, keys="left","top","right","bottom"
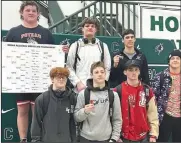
{"left": 165, "top": 16, "right": 179, "bottom": 32}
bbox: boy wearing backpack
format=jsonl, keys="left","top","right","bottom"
{"left": 31, "top": 67, "right": 76, "bottom": 142}
{"left": 66, "top": 17, "right": 111, "bottom": 93}
{"left": 113, "top": 59, "right": 159, "bottom": 142}
{"left": 151, "top": 49, "right": 181, "bottom": 142}
{"left": 74, "top": 61, "right": 122, "bottom": 142}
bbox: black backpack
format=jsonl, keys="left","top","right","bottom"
{"left": 76, "top": 88, "right": 114, "bottom": 142}
{"left": 73, "top": 41, "right": 104, "bottom": 71}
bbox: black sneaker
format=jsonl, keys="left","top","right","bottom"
{"left": 20, "top": 138, "right": 27, "bottom": 142}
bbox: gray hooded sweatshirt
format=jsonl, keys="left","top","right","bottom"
{"left": 31, "top": 85, "right": 76, "bottom": 142}
{"left": 74, "top": 79, "right": 122, "bottom": 141}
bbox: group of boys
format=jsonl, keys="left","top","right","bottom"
{"left": 5, "top": 1, "right": 181, "bottom": 142}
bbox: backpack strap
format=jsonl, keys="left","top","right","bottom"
{"left": 73, "top": 41, "right": 104, "bottom": 72}
{"left": 99, "top": 41, "right": 104, "bottom": 62}
{"left": 69, "top": 91, "right": 77, "bottom": 114}
{"left": 66, "top": 91, "right": 77, "bottom": 142}
{"left": 73, "top": 41, "right": 80, "bottom": 72}
{"left": 115, "top": 84, "right": 122, "bottom": 101}
{"left": 107, "top": 89, "right": 115, "bottom": 139}
{"left": 84, "top": 88, "right": 91, "bottom": 105}
{"left": 76, "top": 88, "right": 90, "bottom": 142}
{"left": 108, "top": 89, "right": 114, "bottom": 119}
{"left": 42, "top": 92, "right": 50, "bottom": 121}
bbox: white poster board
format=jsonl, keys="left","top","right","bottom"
{"left": 2, "top": 42, "right": 65, "bottom": 93}
{"left": 140, "top": 6, "right": 180, "bottom": 49}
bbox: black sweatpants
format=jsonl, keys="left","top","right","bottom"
{"left": 158, "top": 113, "right": 181, "bottom": 142}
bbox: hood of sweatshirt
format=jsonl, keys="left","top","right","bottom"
{"left": 86, "top": 78, "right": 110, "bottom": 91}
{"left": 48, "top": 84, "right": 73, "bottom": 99}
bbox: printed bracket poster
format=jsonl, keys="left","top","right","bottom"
{"left": 2, "top": 42, "right": 65, "bottom": 93}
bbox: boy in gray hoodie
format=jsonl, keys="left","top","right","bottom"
{"left": 74, "top": 61, "right": 122, "bottom": 142}
{"left": 31, "top": 67, "right": 76, "bottom": 142}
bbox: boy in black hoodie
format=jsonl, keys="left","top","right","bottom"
{"left": 110, "top": 29, "right": 149, "bottom": 87}
{"left": 31, "top": 67, "right": 76, "bottom": 142}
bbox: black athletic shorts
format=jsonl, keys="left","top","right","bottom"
{"left": 16, "top": 93, "right": 41, "bottom": 105}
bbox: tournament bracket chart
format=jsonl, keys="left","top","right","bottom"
{"left": 2, "top": 42, "right": 65, "bottom": 93}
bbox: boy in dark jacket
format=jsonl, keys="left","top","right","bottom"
{"left": 110, "top": 29, "right": 149, "bottom": 87}
{"left": 152, "top": 49, "right": 181, "bottom": 142}
{"left": 31, "top": 67, "right": 76, "bottom": 142}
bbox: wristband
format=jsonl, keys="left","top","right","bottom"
{"left": 150, "top": 135, "right": 156, "bottom": 139}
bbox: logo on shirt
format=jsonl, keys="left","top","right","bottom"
{"left": 90, "top": 97, "right": 109, "bottom": 106}
{"left": 128, "top": 94, "right": 136, "bottom": 107}
{"left": 139, "top": 91, "right": 146, "bottom": 107}
{"left": 136, "top": 55, "right": 142, "bottom": 60}
{"left": 20, "top": 33, "right": 41, "bottom": 44}
{"left": 66, "top": 107, "right": 70, "bottom": 113}
{"left": 27, "top": 38, "right": 38, "bottom": 44}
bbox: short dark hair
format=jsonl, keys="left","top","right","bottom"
{"left": 90, "top": 61, "right": 105, "bottom": 74}
{"left": 122, "top": 29, "right": 135, "bottom": 39}
{"left": 81, "top": 17, "right": 99, "bottom": 28}
{"left": 19, "top": 1, "right": 40, "bottom": 20}
{"left": 50, "top": 67, "right": 70, "bottom": 79}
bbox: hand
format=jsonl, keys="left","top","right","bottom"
{"left": 149, "top": 137, "right": 156, "bottom": 142}
{"left": 76, "top": 81, "right": 86, "bottom": 92}
{"left": 84, "top": 104, "right": 94, "bottom": 114}
{"left": 62, "top": 45, "right": 69, "bottom": 53}
{"left": 113, "top": 55, "right": 120, "bottom": 68}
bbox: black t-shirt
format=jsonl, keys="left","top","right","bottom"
{"left": 5, "top": 24, "right": 55, "bottom": 44}
{"left": 5, "top": 25, "right": 55, "bottom": 96}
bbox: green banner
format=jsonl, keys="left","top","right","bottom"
{"left": 1, "top": 94, "right": 18, "bottom": 141}
{"left": 1, "top": 30, "right": 176, "bottom": 142}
